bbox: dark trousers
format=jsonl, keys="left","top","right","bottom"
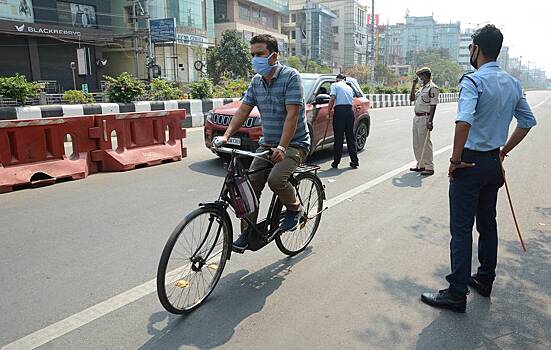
{"left": 333, "top": 105, "right": 358, "bottom": 165}
{"left": 446, "top": 149, "right": 504, "bottom": 294}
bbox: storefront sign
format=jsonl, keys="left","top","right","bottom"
{"left": 0, "top": 0, "right": 34, "bottom": 22}
{"left": 150, "top": 18, "right": 176, "bottom": 43}
{"left": 0, "top": 19, "right": 112, "bottom": 41}
{"left": 175, "top": 33, "right": 210, "bottom": 47}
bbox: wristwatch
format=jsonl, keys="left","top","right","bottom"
{"left": 449, "top": 158, "right": 462, "bottom": 165}
{"left": 276, "top": 145, "right": 286, "bottom": 153}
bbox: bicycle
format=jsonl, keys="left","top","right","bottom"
{"left": 157, "top": 146, "right": 326, "bottom": 314}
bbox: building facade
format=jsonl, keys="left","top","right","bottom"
{"left": 0, "top": 0, "right": 116, "bottom": 92}
{"left": 382, "top": 16, "right": 461, "bottom": 68}
{"left": 213, "top": 0, "right": 288, "bottom": 53}
{"left": 284, "top": 1, "right": 336, "bottom": 66}
{"left": 103, "top": 0, "right": 215, "bottom": 84}
{"left": 300, "top": 0, "right": 369, "bottom": 69}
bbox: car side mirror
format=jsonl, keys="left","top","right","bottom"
{"left": 314, "top": 93, "right": 330, "bottom": 105}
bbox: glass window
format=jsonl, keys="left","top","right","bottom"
{"left": 239, "top": 2, "right": 250, "bottom": 21}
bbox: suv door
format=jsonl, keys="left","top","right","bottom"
{"left": 310, "top": 79, "right": 335, "bottom": 152}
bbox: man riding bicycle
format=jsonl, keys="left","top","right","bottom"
{"left": 213, "top": 34, "right": 310, "bottom": 253}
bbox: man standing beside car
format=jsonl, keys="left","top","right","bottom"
{"left": 328, "top": 73, "right": 359, "bottom": 169}
{"left": 410, "top": 67, "right": 439, "bottom": 176}
{"left": 213, "top": 34, "right": 310, "bottom": 253}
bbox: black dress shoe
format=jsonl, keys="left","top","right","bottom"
{"left": 350, "top": 162, "right": 359, "bottom": 169}
{"left": 331, "top": 162, "right": 338, "bottom": 169}
{"left": 421, "top": 289, "right": 467, "bottom": 313}
{"left": 468, "top": 274, "right": 493, "bottom": 297}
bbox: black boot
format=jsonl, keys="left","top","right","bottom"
{"left": 468, "top": 274, "right": 493, "bottom": 297}
{"left": 421, "top": 289, "right": 467, "bottom": 313}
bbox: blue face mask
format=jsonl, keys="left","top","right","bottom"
{"left": 251, "top": 53, "right": 275, "bottom": 76}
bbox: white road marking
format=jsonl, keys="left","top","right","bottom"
{"left": 3, "top": 92, "right": 549, "bottom": 350}
{"left": 383, "top": 118, "right": 400, "bottom": 123}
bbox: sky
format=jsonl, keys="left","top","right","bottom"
{"left": 360, "top": 0, "right": 551, "bottom": 76}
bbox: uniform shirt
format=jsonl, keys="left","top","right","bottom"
{"left": 242, "top": 63, "right": 310, "bottom": 149}
{"left": 330, "top": 80, "right": 354, "bottom": 106}
{"left": 457, "top": 61, "right": 537, "bottom": 151}
{"left": 414, "top": 81, "right": 439, "bottom": 114}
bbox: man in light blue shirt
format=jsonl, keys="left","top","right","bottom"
{"left": 328, "top": 73, "right": 359, "bottom": 168}
{"left": 422, "top": 25, "right": 537, "bottom": 313}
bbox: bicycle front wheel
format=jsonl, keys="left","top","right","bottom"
{"left": 275, "top": 172, "right": 324, "bottom": 256}
{"left": 157, "top": 207, "right": 230, "bottom": 314}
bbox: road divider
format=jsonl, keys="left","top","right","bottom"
{"left": 0, "top": 110, "right": 187, "bottom": 193}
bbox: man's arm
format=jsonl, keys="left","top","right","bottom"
{"left": 448, "top": 79, "right": 478, "bottom": 179}
{"left": 279, "top": 104, "right": 300, "bottom": 149}
{"left": 427, "top": 87, "right": 439, "bottom": 130}
{"left": 222, "top": 103, "right": 254, "bottom": 139}
{"left": 410, "top": 80, "right": 417, "bottom": 102}
{"left": 501, "top": 86, "right": 537, "bottom": 159}
{"left": 328, "top": 96, "right": 335, "bottom": 117}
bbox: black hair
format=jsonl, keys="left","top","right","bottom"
{"left": 418, "top": 71, "right": 432, "bottom": 79}
{"left": 250, "top": 34, "right": 279, "bottom": 53}
{"left": 336, "top": 73, "right": 346, "bottom": 80}
{"left": 471, "top": 24, "right": 503, "bottom": 60}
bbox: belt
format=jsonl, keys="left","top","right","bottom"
{"left": 415, "top": 112, "right": 430, "bottom": 116}
{"left": 464, "top": 148, "right": 500, "bottom": 155}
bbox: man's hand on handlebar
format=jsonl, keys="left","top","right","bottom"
{"left": 212, "top": 135, "right": 227, "bottom": 148}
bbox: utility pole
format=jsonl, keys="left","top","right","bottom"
{"left": 133, "top": 1, "right": 139, "bottom": 77}
{"left": 370, "top": 0, "right": 375, "bottom": 82}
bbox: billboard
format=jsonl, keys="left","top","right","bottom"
{"left": 57, "top": 1, "right": 97, "bottom": 28}
{"left": 0, "top": 0, "right": 34, "bottom": 22}
{"left": 150, "top": 18, "right": 176, "bottom": 43}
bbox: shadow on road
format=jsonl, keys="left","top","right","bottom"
{"left": 391, "top": 172, "right": 424, "bottom": 188}
{"left": 187, "top": 157, "right": 228, "bottom": 178}
{"left": 355, "top": 228, "right": 551, "bottom": 349}
{"left": 139, "top": 249, "right": 313, "bottom": 349}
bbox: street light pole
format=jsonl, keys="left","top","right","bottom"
{"left": 370, "top": 0, "right": 375, "bottom": 82}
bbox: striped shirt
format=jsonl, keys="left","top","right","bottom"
{"left": 242, "top": 64, "right": 310, "bottom": 149}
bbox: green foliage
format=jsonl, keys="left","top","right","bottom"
{"left": 361, "top": 84, "right": 374, "bottom": 94}
{"left": 207, "top": 30, "right": 252, "bottom": 84}
{"left": 103, "top": 72, "right": 146, "bottom": 103}
{"left": 412, "top": 49, "right": 463, "bottom": 87}
{"left": 149, "top": 78, "right": 181, "bottom": 100}
{"left": 286, "top": 56, "right": 304, "bottom": 71}
{"left": 398, "top": 85, "right": 411, "bottom": 94}
{"left": 63, "top": 90, "right": 95, "bottom": 104}
{"left": 189, "top": 77, "right": 213, "bottom": 99}
{"left": 0, "top": 74, "right": 40, "bottom": 105}
{"left": 283, "top": 56, "right": 332, "bottom": 74}
{"left": 344, "top": 65, "right": 372, "bottom": 84}
{"left": 375, "top": 64, "right": 398, "bottom": 85}
{"left": 213, "top": 78, "right": 249, "bottom": 98}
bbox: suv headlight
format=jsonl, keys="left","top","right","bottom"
{"left": 206, "top": 111, "right": 213, "bottom": 122}
{"left": 253, "top": 116, "right": 262, "bottom": 126}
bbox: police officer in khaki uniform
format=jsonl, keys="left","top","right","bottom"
{"left": 409, "top": 67, "right": 439, "bottom": 176}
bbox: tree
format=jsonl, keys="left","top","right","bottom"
{"left": 207, "top": 30, "right": 252, "bottom": 84}
{"left": 343, "top": 65, "right": 371, "bottom": 84}
{"left": 412, "top": 49, "right": 463, "bottom": 87}
{"left": 0, "top": 74, "right": 40, "bottom": 105}
{"left": 103, "top": 72, "right": 146, "bottom": 103}
{"left": 374, "top": 64, "right": 398, "bottom": 85}
{"left": 283, "top": 55, "right": 331, "bottom": 74}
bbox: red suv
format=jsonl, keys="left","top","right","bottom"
{"left": 204, "top": 74, "right": 371, "bottom": 157}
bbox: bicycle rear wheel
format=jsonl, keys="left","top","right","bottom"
{"left": 157, "top": 207, "right": 230, "bottom": 314}
{"left": 275, "top": 172, "right": 324, "bottom": 256}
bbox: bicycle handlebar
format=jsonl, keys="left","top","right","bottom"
{"left": 214, "top": 146, "right": 272, "bottom": 161}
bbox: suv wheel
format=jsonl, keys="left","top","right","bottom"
{"left": 355, "top": 120, "right": 369, "bottom": 151}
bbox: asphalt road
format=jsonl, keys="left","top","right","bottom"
{"left": 1, "top": 91, "right": 550, "bottom": 349}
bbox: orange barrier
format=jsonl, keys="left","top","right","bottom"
{"left": 90, "top": 109, "right": 187, "bottom": 172}
{"left": 0, "top": 116, "right": 98, "bottom": 193}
